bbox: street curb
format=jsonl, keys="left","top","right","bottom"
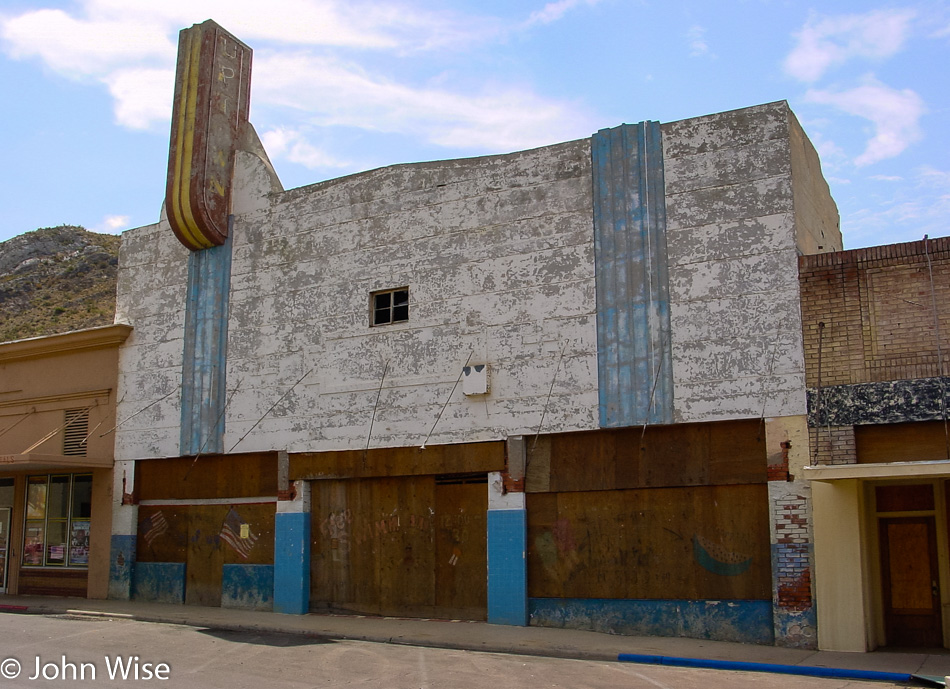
{"left": 618, "top": 653, "right": 944, "bottom": 687}
{"left": 5, "top": 603, "right": 945, "bottom": 684}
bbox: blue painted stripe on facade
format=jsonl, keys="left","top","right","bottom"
{"left": 107, "top": 534, "right": 136, "bottom": 601}
{"left": 132, "top": 562, "right": 186, "bottom": 604}
{"left": 274, "top": 512, "right": 310, "bottom": 615}
{"left": 592, "top": 122, "right": 673, "bottom": 427}
{"left": 222, "top": 564, "right": 274, "bottom": 611}
{"left": 529, "top": 598, "right": 774, "bottom": 645}
{"left": 180, "top": 229, "right": 233, "bottom": 455}
{"left": 487, "top": 509, "right": 527, "bottom": 626}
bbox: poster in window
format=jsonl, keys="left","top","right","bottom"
{"left": 46, "top": 521, "right": 67, "bottom": 565}
{"left": 23, "top": 523, "right": 44, "bottom": 566}
{"left": 26, "top": 481, "right": 46, "bottom": 520}
{"left": 69, "top": 520, "right": 90, "bottom": 566}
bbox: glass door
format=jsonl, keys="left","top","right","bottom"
{"left": 0, "top": 507, "right": 10, "bottom": 593}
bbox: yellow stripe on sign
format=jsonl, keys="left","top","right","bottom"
{"left": 170, "top": 29, "right": 202, "bottom": 249}
{"left": 171, "top": 29, "right": 213, "bottom": 250}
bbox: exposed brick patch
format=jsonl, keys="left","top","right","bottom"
{"left": 771, "top": 487, "right": 814, "bottom": 611}
{"left": 809, "top": 425, "right": 856, "bottom": 465}
{"left": 776, "top": 543, "right": 813, "bottom": 611}
{"left": 767, "top": 440, "right": 791, "bottom": 481}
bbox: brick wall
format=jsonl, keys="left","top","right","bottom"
{"left": 799, "top": 236, "right": 950, "bottom": 388}
{"left": 808, "top": 426, "right": 856, "bottom": 465}
{"left": 771, "top": 490, "right": 812, "bottom": 611}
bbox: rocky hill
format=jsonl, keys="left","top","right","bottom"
{"left": 0, "top": 226, "right": 120, "bottom": 342}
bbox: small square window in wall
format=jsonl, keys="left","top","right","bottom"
{"left": 372, "top": 287, "right": 409, "bottom": 326}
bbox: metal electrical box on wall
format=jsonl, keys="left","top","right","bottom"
{"left": 462, "top": 364, "right": 489, "bottom": 396}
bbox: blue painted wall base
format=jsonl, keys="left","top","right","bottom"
{"left": 222, "top": 564, "right": 274, "bottom": 611}
{"left": 274, "top": 512, "right": 310, "bottom": 614}
{"left": 132, "top": 562, "right": 185, "bottom": 604}
{"left": 108, "top": 534, "right": 136, "bottom": 600}
{"left": 487, "top": 509, "right": 527, "bottom": 626}
{"left": 530, "top": 598, "right": 774, "bottom": 645}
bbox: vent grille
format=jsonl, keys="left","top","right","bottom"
{"left": 63, "top": 408, "right": 89, "bottom": 456}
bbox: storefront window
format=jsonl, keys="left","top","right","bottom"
{"left": 23, "top": 474, "right": 91, "bottom": 568}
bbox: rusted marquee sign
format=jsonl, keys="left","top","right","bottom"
{"left": 166, "top": 20, "right": 252, "bottom": 251}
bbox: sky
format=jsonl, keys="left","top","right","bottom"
{"left": 0, "top": 0, "right": 947, "bottom": 249}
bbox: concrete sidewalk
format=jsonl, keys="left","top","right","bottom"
{"left": 1, "top": 595, "right": 949, "bottom": 682}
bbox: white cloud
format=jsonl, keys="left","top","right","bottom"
{"left": 255, "top": 53, "right": 594, "bottom": 151}
{"left": 95, "top": 214, "right": 131, "bottom": 233}
{"left": 805, "top": 77, "right": 925, "bottom": 166}
{"left": 0, "top": 8, "right": 175, "bottom": 75}
{"left": 784, "top": 8, "right": 916, "bottom": 82}
{"left": 104, "top": 68, "right": 175, "bottom": 129}
{"left": 0, "top": 1, "right": 585, "bottom": 147}
{"left": 870, "top": 174, "right": 903, "bottom": 182}
{"left": 260, "top": 128, "right": 351, "bottom": 169}
{"left": 687, "top": 25, "right": 710, "bottom": 58}
{"left": 525, "top": 0, "right": 601, "bottom": 27}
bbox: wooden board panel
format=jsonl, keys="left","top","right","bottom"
{"left": 18, "top": 568, "right": 87, "bottom": 597}
{"left": 857, "top": 422, "right": 950, "bottom": 463}
{"left": 292, "top": 441, "right": 505, "bottom": 481}
{"left": 435, "top": 480, "right": 487, "bottom": 614}
{"left": 136, "top": 453, "right": 278, "bottom": 501}
{"left": 185, "top": 506, "right": 224, "bottom": 607}
{"left": 537, "top": 420, "right": 766, "bottom": 493}
{"left": 137, "top": 504, "right": 274, "bottom": 566}
{"left": 310, "top": 474, "right": 486, "bottom": 619}
{"left": 527, "top": 484, "right": 771, "bottom": 600}
{"left": 136, "top": 506, "right": 188, "bottom": 563}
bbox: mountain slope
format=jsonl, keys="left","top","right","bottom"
{"left": 0, "top": 226, "right": 120, "bottom": 342}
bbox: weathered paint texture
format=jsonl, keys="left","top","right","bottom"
{"left": 107, "top": 534, "right": 136, "bottom": 600}
{"left": 529, "top": 598, "right": 774, "bottom": 645}
{"left": 274, "top": 511, "right": 310, "bottom": 614}
{"left": 592, "top": 121, "right": 673, "bottom": 427}
{"left": 222, "top": 564, "right": 274, "bottom": 610}
{"left": 132, "top": 562, "right": 186, "bottom": 604}
{"left": 487, "top": 508, "right": 527, "bottom": 626}
{"left": 771, "top": 544, "right": 817, "bottom": 648}
{"left": 180, "top": 232, "right": 233, "bottom": 455}
{"left": 807, "top": 378, "right": 950, "bottom": 427}
{"left": 663, "top": 102, "right": 836, "bottom": 423}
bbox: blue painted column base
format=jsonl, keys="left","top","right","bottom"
{"left": 108, "top": 534, "right": 136, "bottom": 601}
{"left": 274, "top": 511, "right": 310, "bottom": 614}
{"left": 487, "top": 508, "right": 527, "bottom": 626}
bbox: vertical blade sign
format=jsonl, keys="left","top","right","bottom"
{"left": 166, "top": 20, "right": 252, "bottom": 251}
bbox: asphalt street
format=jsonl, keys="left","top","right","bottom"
{"left": 0, "top": 612, "right": 921, "bottom": 688}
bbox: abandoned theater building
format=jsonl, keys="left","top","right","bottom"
{"left": 35, "top": 20, "right": 938, "bottom": 654}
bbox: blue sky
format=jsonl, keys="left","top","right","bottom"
{"left": 0, "top": 0, "right": 947, "bottom": 249}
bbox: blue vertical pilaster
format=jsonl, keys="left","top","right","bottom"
{"left": 180, "top": 229, "right": 233, "bottom": 455}
{"left": 487, "top": 508, "right": 527, "bottom": 626}
{"left": 274, "top": 482, "right": 311, "bottom": 614}
{"left": 592, "top": 121, "right": 673, "bottom": 427}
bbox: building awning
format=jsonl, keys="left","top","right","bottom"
{"left": 0, "top": 453, "right": 112, "bottom": 472}
{"left": 803, "top": 459, "right": 950, "bottom": 482}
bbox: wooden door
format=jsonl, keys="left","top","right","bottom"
{"left": 880, "top": 516, "right": 942, "bottom": 647}
{"left": 311, "top": 475, "right": 486, "bottom": 619}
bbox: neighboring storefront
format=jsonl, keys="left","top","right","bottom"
{"left": 0, "top": 324, "right": 131, "bottom": 598}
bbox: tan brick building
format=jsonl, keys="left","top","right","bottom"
{"left": 800, "top": 237, "right": 950, "bottom": 650}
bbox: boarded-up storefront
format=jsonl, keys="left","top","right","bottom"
{"left": 133, "top": 453, "right": 277, "bottom": 609}
{"left": 310, "top": 474, "right": 486, "bottom": 619}
{"left": 295, "top": 441, "right": 504, "bottom": 620}
{"left": 526, "top": 420, "right": 773, "bottom": 642}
